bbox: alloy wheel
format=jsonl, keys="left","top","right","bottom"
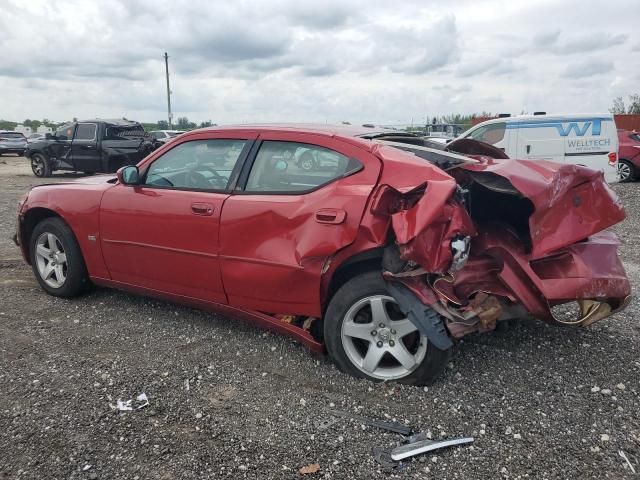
{"left": 618, "top": 161, "right": 632, "bottom": 182}
{"left": 35, "top": 232, "right": 68, "bottom": 288}
{"left": 341, "top": 295, "right": 427, "bottom": 380}
{"left": 31, "top": 156, "right": 44, "bottom": 176}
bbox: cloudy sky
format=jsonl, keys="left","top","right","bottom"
{"left": 1, "top": 0, "right": 638, "bottom": 125}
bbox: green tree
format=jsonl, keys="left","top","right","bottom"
{"left": 176, "top": 117, "right": 190, "bottom": 129}
{"left": 157, "top": 120, "right": 169, "bottom": 130}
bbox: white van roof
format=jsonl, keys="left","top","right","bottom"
{"left": 473, "top": 113, "right": 613, "bottom": 127}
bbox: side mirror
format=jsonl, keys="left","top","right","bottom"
{"left": 117, "top": 165, "right": 140, "bottom": 185}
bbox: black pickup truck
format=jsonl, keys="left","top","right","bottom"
{"left": 26, "top": 119, "right": 162, "bottom": 177}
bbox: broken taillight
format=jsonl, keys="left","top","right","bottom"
{"left": 608, "top": 152, "right": 617, "bottom": 165}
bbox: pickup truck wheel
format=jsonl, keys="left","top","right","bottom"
{"left": 31, "top": 153, "right": 52, "bottom": 177}
{"left": 299, "top": 152, "right": 315, "bottom": 171}
{"left": 324, "top": 271, "right": 450, "bottom": 385}
{"left": 29, "top": 217, "right": 90, "bottom": 297}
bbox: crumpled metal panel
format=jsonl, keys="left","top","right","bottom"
{"left": 370, "top": 145, "right": 476, "bottom": 273}
{"left": 461, "top": 158, "right": 625, "bottom": 259}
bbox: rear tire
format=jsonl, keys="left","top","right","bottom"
{"left": 324, "top": 271, "right": 451, "bottom": 385}
{"left": 618, "top": 159, "right": 635, "bottom": 182}
{"left": 31, "top": 153, "right": 52, "bottom": 177}
{"left": 29, "top": 217, "right": 90, "bottom": 298}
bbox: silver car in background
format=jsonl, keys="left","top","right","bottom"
{"left": 0, "top": 131, "right": 27, "bottom": 156}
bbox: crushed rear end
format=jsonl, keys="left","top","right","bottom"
{"left": 370, "top": 140, "right": 630, "bottom": 345}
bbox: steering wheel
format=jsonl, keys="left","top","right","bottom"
{"left": 187, "top": 166, "right": 227, "bottom": 189}
{"left": 186, "top": 170, "right": 213, "bottom": 189}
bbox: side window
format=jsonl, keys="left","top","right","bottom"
{"left": 56, "top": 124, "right": 74, "bottom": 140}
{"left": 245, "top": 141, "right": 362, "bottom": 193}
{"left": 74, "top": 123, "right": 97, "bottom": 140}
{"left": 144, "top": 139, "right": 247, "bottom": 191}
{"left": 469, "top": 123, "right": 506, "bottom": 145}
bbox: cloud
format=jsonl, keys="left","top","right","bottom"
{"left": 545, "top": 32, "right": 628, "bottom": 55}
{"left": 0, "top": 0, "right": 637, "bottom": 124}
{"left": 562, "top": 60, "right": 614, "bottom": 78}
{"left": 533, "top": 30, "right": 561, "bottom": 47}
{"left": 455, "top": 57, "right": 523, "bottom": 78}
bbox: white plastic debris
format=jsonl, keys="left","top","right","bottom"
{"left": 114, "top": 392, "right": 149, "bottom": 411}
{"left": 136, "top": 393, "right": 149, "bottom": 409}
{"left": 116, "top": 399, "right": 133, "bottom": 411}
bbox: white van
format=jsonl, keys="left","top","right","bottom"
{"left": 459, "top": 114, "right": 619, "bottom": 182}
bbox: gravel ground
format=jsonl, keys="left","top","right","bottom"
{"left": 0, "top": 155, "right": 638, "bottom": 479}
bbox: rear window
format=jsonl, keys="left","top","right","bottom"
{"left": 106, "top": 125, "right": 147, "bottom": 139}
{"left": 0, "top": 132, "right": 25, "bottom": 139}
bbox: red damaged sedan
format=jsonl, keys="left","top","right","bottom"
{"left": 14, "top": 125, "right": 631, "bottom": 385}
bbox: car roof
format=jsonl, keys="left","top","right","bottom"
{"left": 191, "top": 123, "right": 412, "bottom": 147}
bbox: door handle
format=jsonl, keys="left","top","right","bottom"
{"left": 191, "top": 203, "right": 214, "bottom": 216}
{"left": 526, "top": 145, "right": 531, "bottom": 154}
{"left": 315, "top": 208, "right": 346, "bottom": 224}
{"left": 82, "top": 145, "right": 95, "bottom": 150}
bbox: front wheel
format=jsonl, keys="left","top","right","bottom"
{"left": 324, "top": 271, "right": 451, "bottom": 385}
{"left": 31, "top": 153, "right": 52, "bottom": 177}
{"left": 29, "top": 217, "right": 90, "bottom": 297}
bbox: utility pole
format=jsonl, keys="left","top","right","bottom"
{"left": 164, "top": 52, "right": 173, "bottom": 129}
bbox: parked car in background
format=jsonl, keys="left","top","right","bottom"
{"left": 617, "top": 129, "right": 640, "bottom": 182}
{"left": 14, "top": 125, "right": 630, "bottom": 385}
{"left": 458, "top": 113, "right": 619, "bottom": 182}
{"left": 0, "top": 131, "right": 27, "bottom": 156}
{"left": 25, "top": 119, "right": 162, "bottom": 177}
{"left": 149, "top": 130, "right": 183, "bottom": 143}
{"left": 27, "top": 133, "right": 47, "bottom": 144}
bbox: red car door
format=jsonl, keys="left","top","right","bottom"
{"left": 100, "top": 133, "right": 255, "bottom": 303}
{"left": 219, "top": 132, "right": 381, "bottom": 317}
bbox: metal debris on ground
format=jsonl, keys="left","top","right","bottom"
{"left": 619, "top": 450, "right": 636, "bottom": 474}
{"left": 322, "top": 408, "right": 413, "bottom": 435}
{"left": 372, "top": 446, "right": 404, "bottom": 471}
{"left": 114, "top": 392, "right": 149, "bottom": 411}
{"left": 316, "top": 416, "right": 340, "bottom": 431}
{"left": 390, "top": 436, "right": 475, "bottom": 461}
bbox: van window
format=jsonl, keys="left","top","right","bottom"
{"left": 469, "top": 123, "right": 506, "bottom": 145}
